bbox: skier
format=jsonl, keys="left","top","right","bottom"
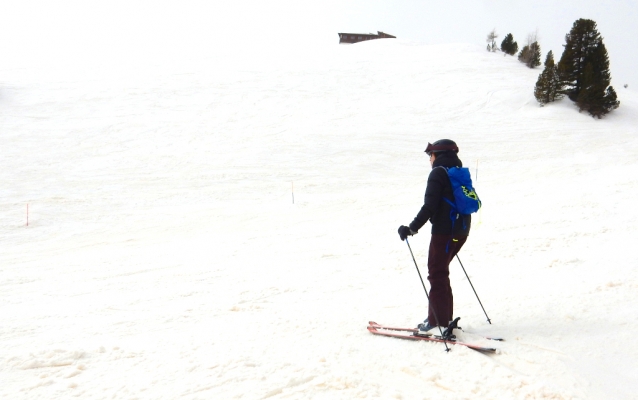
{"left": 398, "top": 139, "right": 471, "bottom": 334}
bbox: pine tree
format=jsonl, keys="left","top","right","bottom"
{"left": 575, "top": 63, "right": 600, "bottom": 114}
{"left": 557, "top": 18, "right": 619, "bottom": 117}
{"left": 602, "top": 86, "right": 620, "bottom": 115}
{"left": 519, "top": 42, "right": 541, "bottom": 68}
{"left": 500, "top": 33, "right": 518, "bottom": 56}
{"left": 529, "top": 42, "right": 541, "bottom": 68}
{"left": 576, "top": 63, "right": 619, "bottom": 118}
{"left": 534, "top": 51, "right": 564, "bottom": 105}
{"left": 511, "top": 41, "right": 519, "bottom": 56}
{"left": 518, "top": 46, "right": 528, "bottom": 62}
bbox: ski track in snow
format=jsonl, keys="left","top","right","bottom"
{"left": 2, "top": 41, "right": 638, "bottom": 399}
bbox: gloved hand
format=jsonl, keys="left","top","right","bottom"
{"left": 398, "top": 225, "right": 416, "bottom": 241}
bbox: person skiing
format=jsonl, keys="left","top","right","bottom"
{"left": 398, "top": 139, "right": 471, "bottom": 334}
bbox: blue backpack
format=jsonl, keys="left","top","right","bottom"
{"left": 441, "top": 166, "right": 481, "bottom": 216}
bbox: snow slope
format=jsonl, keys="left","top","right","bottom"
{"left": 2, "top": 40, "right": 638, "bottom": 399}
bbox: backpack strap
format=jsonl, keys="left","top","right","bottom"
{"left": 436, "top": 166, "right": 461, "bottom": 253}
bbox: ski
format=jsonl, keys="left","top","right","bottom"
{"left": 367, "top": 322, "right": 499, "bottom": 353}
{"left": 368, "top": 321, "right": 504, "bottom": 342}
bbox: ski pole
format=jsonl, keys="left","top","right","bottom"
{"left": 405, "top": 238, "right": 450, "bottom": 352}
{"left": 456, "top": 254, "right": 492, "bottom": 324}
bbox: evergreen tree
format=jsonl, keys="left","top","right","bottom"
{"left": 575, "top": 63, "right": 600, "bottom": 113}
{"left": 576, "top": 63, "right": 619, "bottom": 117}
{"left": 557, "top": 18, "right": 619, "bottom": 117}
{"left": 518, "top": 45, "right": 529, "bottom": 63}
{"left": 519, "top": 42, "right": 541, "bottom": 68}
{"left": 529, "top": 42, "right": 541, "bottom": 68}
{"left": 602, "top": 86, "right": 620, "bottom": 114}
{"left": 500, "top": 33, "right": 518, "bottom": 56}
{"left": 534, "top": 51, "right": 564, "bottom": 105}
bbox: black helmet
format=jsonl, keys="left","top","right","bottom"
{"left": 424, "top": 139, "right": 458, "bottom": 155}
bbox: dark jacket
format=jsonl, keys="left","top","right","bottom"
{"left": 408, "top": 152, "right": 471, "bottom": 236}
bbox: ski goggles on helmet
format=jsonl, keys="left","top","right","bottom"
{"left": 424, "top": 142, "right": 459, "bottom": 156}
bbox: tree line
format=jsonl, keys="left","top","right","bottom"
{"left": 486, "top": 19, "right": 619, "bottom": 118}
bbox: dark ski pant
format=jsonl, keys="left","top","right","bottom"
{"left": 427, "top": 234, "right": 467, "bottom": 326}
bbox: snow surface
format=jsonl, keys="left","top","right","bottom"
{"left": 2, "top": 40, "right": 638, "bottom": 399}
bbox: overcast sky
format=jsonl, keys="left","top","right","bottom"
{"left": 1, "top": 0, "right": 635, "bottom": 87}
